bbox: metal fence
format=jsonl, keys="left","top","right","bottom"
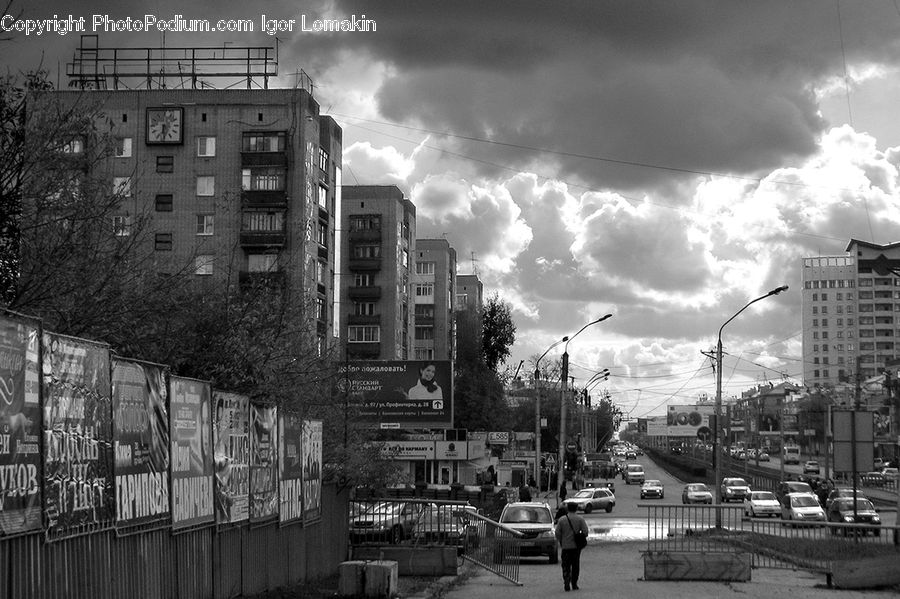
{"left": 348, "top": 498, "right": 524, "bottom": 584}
{"left": 1, "top": 483, "right": 349, "bottom": 599}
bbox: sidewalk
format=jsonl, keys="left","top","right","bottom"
{"left": 421, "top": 539, "right": 900, "bottom": 599}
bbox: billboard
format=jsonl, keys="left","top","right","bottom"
{"left": 0, "top": 315, "right": 42, "bottom": 537}
{"left": 249, "top": 403, "right": 278, "bottom": 522}
{"left": 666, "top": 404, "right": 715, "bottom": 438}
{"left": 338, "top": 360, "right": 453, "bottom": 428}
{"left": 111, "top": 358, "right": 170, "bottom": 528}
{"left": 169, "top": 376, "right": 214, "bottom": 529}
{"left": 42, "top": 332, "right": 115, "bottom": 538}
{"left": 213, "top": 391, "right": 250, "bottom": 524}
{"left": 278, "top": 412, "right": 304, "bottom": 524}
{"left": 302, "top": 419, "right": 322, "bottom": 524}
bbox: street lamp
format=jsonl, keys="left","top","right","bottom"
{"left": 558, "top": 314, "right": 613, "bottom": 497}
{"left": 534, "top": 336, "right": 568, "bottom": 493}
{"left": 714, "top": 286, "right": 788, "bottom": 526}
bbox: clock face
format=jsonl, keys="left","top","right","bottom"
{"left": 146, "top": 108, "right": 183, "bottom": 144}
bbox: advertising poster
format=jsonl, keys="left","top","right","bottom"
{"left": 0, "top": 315, "right": 42, "bottom": 536}
{"left": 213, "top": 391, "right": 249, "bottom": 524}
{"left": 111, "top": 359, "right": 170, "bottom": 528}
{"left": 249, "top": 403, "right": 278, "bottom": 521}
{"left": 278, "top": 412, "right": 303, "bottom": 524}
{"left": 666, "top": 404, "right": 715, "bottom": 438}
{"left": 301, "top": 419, "right": 322, "bottom": 524}
{"left": 337, "top": 360, "right": 453, "bottom": 428}
{"left": 42, "top": 332, "right": 115, "bottom": 538}
{"left": 169, "top": 376, "right": 214, "bottom": 529}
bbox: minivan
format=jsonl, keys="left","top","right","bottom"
{"left": 624, "top": 464, "right": 645, "bottom": 485}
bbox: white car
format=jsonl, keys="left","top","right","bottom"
{"left": 681, "top": 483, "right": 713, "bottom": 504}
{"left": 564, "top": 487, "right": 616, "bottom": 513}
{"left": 744, "top": 491, "right": 780, "bottom": 518}
{"left": 781, "top": 493, "right": 825, "bottom": 525}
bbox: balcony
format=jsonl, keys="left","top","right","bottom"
{"left": 349, "top": 229, "right": 382, "bottom": 242}
{"left": 241, "top": 151, "right": 287, "bottom": 167}
{"left": 240, "top": 230, "right": 286, "bottom": 247}
{"left": 241, "top": 190, "right": 287, "bottom": 208}
{"left": 238, "top": 270, "right": 285, "bottom": 289}
{"left": 348, "top": 257, "right": 381, "bottom": 271}
{"left": 349, "top": 314, "right": 381, "bottom": 325}
{"left": 348, "top": 286, "right": 381, "bottom": 300}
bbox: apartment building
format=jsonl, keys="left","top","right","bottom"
{"left": 413, "top": 239, "right": 457, "bottom": 361}
{"left": 339, "top": 185, "right": 416, "bottom": 360}
{"left": 802, "top": 239, "right": 900, "bottom": 392}
{"left": 50, "top": 86, "right": 342, "bottom": 354}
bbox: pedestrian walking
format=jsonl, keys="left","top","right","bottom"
{"left": 555, "top": 502, "right": 588, "bottom": 591}
{"left": 518, "top": 482, "right": 532, "bottom": 502}
{"left": 558, "top": 480, "right": 567, "bottom": 503}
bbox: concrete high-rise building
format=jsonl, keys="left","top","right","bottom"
{"left": 339, "top": 185, "right": 416, "bottom": 360}
{"left": 456, "top": 274, "right": 484, "bottom": 312}
{"left": 802, "top": 239, "right": 900, "bottom": 393}
{"left": 413, "top": 239, "right": 457, "bottom": 361}
{"left": 49, "top": 84, "right": 342, "bottom": 354}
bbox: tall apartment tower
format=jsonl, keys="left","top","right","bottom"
{"left": 413, "top": 239, "right": 457, "bottom": 361}
{"left": 802, "top": 239, "right": 900, "bottom": 393}
{"left": 339, "top": 186, "right": 416, "bottom": 360}
{"left": 51, "top": 86, "right": 342, "bottom": 354}
{"left": 456, "top": 274, "right": 484, "bottom": 312}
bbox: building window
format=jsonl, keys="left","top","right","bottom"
{"left": 115, "top": 137, "right": 132, "bottom": 157}
{"left": 812, "top": 293, "right": 818, "bottom": 302}
{"left": 415, "top": 283, "right": 434, "bottom": 297}
{"left": 316, "top": 221, "right": 327, "bottom": 247}
{"left": 414, "top": 348, "right": 434, "bottom": 360}
{"left": 316, "top": 260, "right": 326, "bottom": 284}
{"left": 241, "top": 167, "right": 285, "bottom": 191}
{"left": 242, "top": 132, "right": 286, "bottom": 152}
{"left": 318, "top": 185, "right": 328, "bottom": 209}
{"left": 821, "top": 293, "right": 828, "bottom": 301}
{"left": 349, "top": 215, "right": 381, "bottom": 230}
{"left": 822, "top": 318, "right": 828, "bottom": 327}
{"left": 318, "top": 147, "right": 328, "bottom": 171}
{"left": 196, "top": 214, "right": 214, "bottom": 235}
{"left": 353, "top": 244, "right": 381, "bottom": 258}
{"left": 196, "top": 176, "right": 215, "bottom": 196}
{"left": 195, "top": 255, "right": 214, "bottom": 276}
{"left": 353, "top": 273, "right": 374, "bottom": 286}
{"left": 112, "top": 215, "right": 131, "bottom": 236}
{"left": 62, "top": 139, "right": 83, "bottom": 154}
{"left": 248, "top": 253, "right": 277, "bottom": 272}
{"left": 197, "top": 136, "right": 216, "bottom": 157}
{"left": 415, "top": 304, "right": 435, "bottom": 318}
{"left": 416, "top": 262, "right": 436, "bottom": 275}
{"left": 812, "top": 319, "right": 818, "bottom": 327}
{"left": 415, "top": 326, "right": 434, "bottom": 340}
{"left": 348, "top": 325, "right": 380, "bottom": 343}
{"left": 242, "top": 211, "right": 284, "bottom": 232}
{"left": 355, "top": 302, "right": 375, "bottom": 316}
{"left": 155, "top": 194, "right": 173, "bottom": 212}
{"left": 113, "top": 176, "right": 132, "bottom": 197}
{"left": 156, "top": 155, "right": 174, "bottom": 173}
{"left": 316, "top": 297, "right": 326, "bottom": 321}
{"left": 154, "top": 233, "right": 173, "bottom": 251}
{"left": 812, "top": 307, "right": 818, "bottom": 315}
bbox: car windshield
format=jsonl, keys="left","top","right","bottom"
{"left": 791, "top": 496, "right": 819, "bottom": 507}
{"left": 837, "top": 499, "right": 875, "bottom": 511}
{"left": 627, "top": 465, "right": 642, "bottom": 472}
{"left": 644, "top": 481, "right": 661, "bottom": 486}
{"left": 573, "top": 490, "right": 594, "bottom": 499}
{"left": 725, "top": 479, "right": 747, "bottom": 486}
{"left": 687, "top": 484, "right": 708, "bottom": 492}
{"left": 787, "top": 483, "right": 812, "bottom": 493}
{"left": 502, "top": 507, "right": 552, "bottom": 524}
{"left": 750, "top": 492, "right": 776, "bottom": 501}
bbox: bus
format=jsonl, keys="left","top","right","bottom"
{"left": 783, "top": 445, "right": 801, "bottom": 465}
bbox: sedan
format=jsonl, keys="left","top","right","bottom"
{"left": 781, "top": 493, "right": 825, "bottom": 526}
{"left": 757, "top": 452, "right": 771, "bottom": 462}
{"left": 720, "top": 477, "right": 750, "bottom": 503}
{"left": 640, "top": 480, "right": 664, "bottom": 500}
{"left": 826, "top": 498, "right": 881, "bottom": 536}
{"left": 802, "top": 461, "right": 820, "bottom": 474}
{"left": 563, "top": 487, "right": 616, "bottom": 514}
{"left": 682, "top": 483, "right": 713, "bottom": 504}
{"left": 744, "top": 491, "right": 780, "bottom": 518}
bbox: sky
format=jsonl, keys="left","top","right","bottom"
{"left": 5, "top": 1, "right": 900, "bottom": 422}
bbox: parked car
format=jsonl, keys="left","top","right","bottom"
{"left": 681, "top": 483, "right": 713, "bottom": 504}
{"left": 564, "top": 487, "right": 616, "bottom": 513}
{"left": 861, "top": 471, "right": 886, "bottom": 487}
{"left": 775, "top": 481, "right": 814, "bottom": 506}
{"left": 719, "top": 477, "right": 750, "bottom": 503}
{"left": 413, "top": 504, "right": 480, "bottom": 553}
{"left": 826, "top": 497, "right": 881, "bottom": 536}
{"left": 882, "top": 467, "right": 899, "bottom": 481}
{"left": 743, "top": 491, "right": 781, "bottom": 518}
{"left": 624, "top": 464, "right": 645, "bottom": 485}
{"left": 350, "top": 501, "right": 428, "bottom": 544}
{"left": 625, "top": 451, "right": 637, "bottom": 460}
{"left": 640, "top": 480, "right": 665, "bottom": 499}
{"left": 781, "top": 493, "right": 826, "bottom": 525}
{"left": 802, "top": 460, "right": 820, "bottom": 474}
{"left": 498, "top": 502, "right": 558, "bottom": 564}
{"left": 757, "top": 452, "right": 771, "bottom": 462}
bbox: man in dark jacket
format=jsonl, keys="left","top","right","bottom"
{"left": 554, "top": 502, "right": 588, "bottom": 591}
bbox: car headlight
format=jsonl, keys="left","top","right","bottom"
{"left": 844, "top": 516, "right": 854, "bottom": 522}
{"left": 872, "top": 516, "right": 880, "bottom": 523}
{"left": 540, "top": 530, "right": 555, "bottom": 538}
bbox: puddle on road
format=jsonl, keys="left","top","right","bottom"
{"left": 588, "top": 520, "right": 692, "bottom": 541}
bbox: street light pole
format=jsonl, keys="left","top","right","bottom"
{"left": 535, "top": 336, "right": 567, "bottom": 493}
{"left": 557, "top": 314, "right": 612, "bottom": 498}
{"left": 714, "top": 286, "right": 787, "bottom": 527}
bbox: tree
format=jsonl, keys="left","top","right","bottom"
{"left": 482, "top": 292, "right": 516, "bottom": 373}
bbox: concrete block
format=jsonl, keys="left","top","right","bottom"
{"left": 364, "top": 560, "right": 398, "bottom": 599}
{"left": 338, "top": 560, "right": 367, "bottom": 597}
{"left": 643, "top": 551, "right": 751, "bottom": 581}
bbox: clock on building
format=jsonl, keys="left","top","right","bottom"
{"left": 146, "top": 107, "right": 183, "bottom": 144}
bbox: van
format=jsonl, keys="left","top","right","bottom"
{"left": 624, "top": 464, "right": 645, "bottom": 485}
{"left": 783, "top": 446, "right": 801, "bottom": 465}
